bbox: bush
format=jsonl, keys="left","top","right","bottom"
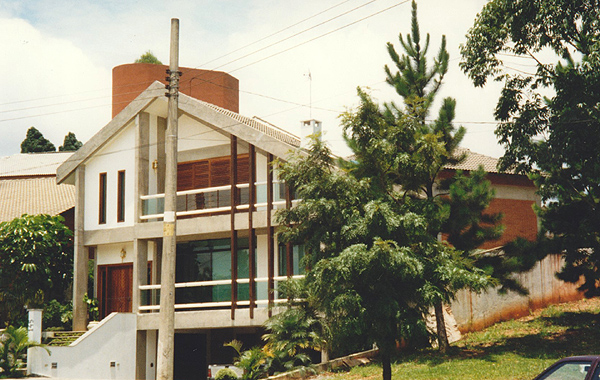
{"left": 215, "top": 368, "right": 238, "bottom": 380}
{"left": 43, "top": 300, "right": 72, "bottom": 330}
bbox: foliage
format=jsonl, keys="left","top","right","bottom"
{"left": 135, "top": 51, "right": 163, "bottom": 65}
{"left": 224, "top": 340, "right": 267, "bottom": 380}
{"left": 0, "top": 326, "right": 49, "bottom": 378}
{"left": 262, "top": 302, "right": 320, "bottom": 374}
{"left": 320, "top": 297, "right": 600, "bottom": 380}
{"left": 20, "top": 127, "right": 55, "bottom": 153}
{"left": 0, "top": 214, "right": 73, "bottom": 325}
{"left": 277, "top": 137, "right": 490, "bottom": 380}
{"left": 340, "top": 0, "right": 494, "bottom": 355}
{"left": 58, "top": 132, "right": 82, "bottom": 151}
{"left": 460, "top": 0, "right": 600, "bottom": 296}
{"left": 215, "top": 368, "right": 238, "bottom": 380}
{"left": 42, "top": 300, "right": 72, "bottom": 330}
{"left": 84, "top": 293, "right": 99, "bottom": 322}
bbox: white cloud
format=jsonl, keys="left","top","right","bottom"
{"left": 0, "top": 0, "right": 515, "bottom": 159}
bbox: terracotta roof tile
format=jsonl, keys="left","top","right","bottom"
{"left": 0, "top": 152, "right": 73, "bottom": 177}
{"left": 445, "top": 148, "right": 501, "bottom": 173}
{"left": 0, "top": 177, "right": 75, "bottom": 222}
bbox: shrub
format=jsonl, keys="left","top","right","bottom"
{"left": 215, "top": 368, "right": 238, "bottom": 380}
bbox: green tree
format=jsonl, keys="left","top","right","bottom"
{"left": 20, "top": 127, "right": 55, "bottom": 153}
{"left": 135, "top": 50, "right": 163, "bottom": 64}
{"left": 277, "top": 139, "right": 487, "bottom": 380}
{"left": 0, "top": 326, "right": 49, "bottom": 378}
{"left": 344, "top": 0, "right": 472, "bottom": 353}
{"left": 0, "top": 214, "right": 73, "bottom": 325}
{"left": 58, "top": 132, "right": 82, "bottom": 151}
{"left": 460, "top": 0, "right": 600, "bottom": 296}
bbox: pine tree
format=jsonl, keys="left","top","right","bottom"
{"left": 20, "top": 127, "right": 55, "bottom": 153}
{"left": 59, "top": 132, "right": 83, "bottom": 151}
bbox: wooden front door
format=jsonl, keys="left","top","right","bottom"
{"left": 98, "top": 263, "right": 133, "bottom": 318}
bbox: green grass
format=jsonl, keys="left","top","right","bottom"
{"left": 317, "top": 297, "right": 600, "bottom": 380}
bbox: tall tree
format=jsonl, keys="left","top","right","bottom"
{"left": 345, "top": 0, "right": 469, "bottom": 352}
{"left": 20, "top": 127, "right": 55, "bottom": 153}
{"left": 58, "top": 132, "right": 82, "bottom": 151}
{"left": 460, "top": 0, "right": 600, "bottom": 296}
{"left": 135, "top": 50, "right": 163, "bottom": 64}
{"left": 0, "top": 214, "right": 73, "bottom": 325}
{"left": 277, "top": 138, "right": 488, "bottom": 380}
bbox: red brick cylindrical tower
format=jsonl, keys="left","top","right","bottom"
{"left": 112, "top": 63, "right": 239, "bottom": 117}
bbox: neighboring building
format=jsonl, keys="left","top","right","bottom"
{"left": 27, "top": 64, "right": 576, "bottom": 380}
{"left": 0, "top": 152, "right": 75, "bottom": 229}
{"left": 440, "top": 147, "right": 540, "bottom": 249}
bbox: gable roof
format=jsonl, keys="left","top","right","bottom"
{"left": 0, "top": 153, "right": 75, "bottom": 222}
{"left": 444, "top": 147, "right": 501, "bottom": 174}
{"left": 0, "top": 177, "right": 75, "bottom": 222}
{"left": 0, "top": 152, "right": 73, "bottom": 178}
{"left": 57, "top": 81, "right": 300, "bottom": 184}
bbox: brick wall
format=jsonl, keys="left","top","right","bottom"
{"left": 112, "top": 63, "right": 239, "bottom": 117}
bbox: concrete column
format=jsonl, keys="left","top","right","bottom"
{"left": 136, "top": 112, "right": 150, "bottom": 222}
{"left": 27, "top": 309, "right": 43, "bottom": 375}
{"left": 27, "top": 309, "right": 42, "bottom": 343}
{"left": 73, "top": 166, "right": 88, "bottom": 331}
{"left": 133, "top": 239, "right": 149, "bottom": 312}
{"left": 136, "top": 330, "right": 147, "bottom": 380}
{"left": 157, "top": 117, "right": 167, "bottom": 194}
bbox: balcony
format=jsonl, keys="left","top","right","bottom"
{"left": 140, "top": 181, "right": 292, "bottom": 220}
{"left": 138, "top": 275, "right": 304, "bottom": 312}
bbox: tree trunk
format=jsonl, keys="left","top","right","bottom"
{"left": 381, "top": 351, "right": 392, "bottom": 380}
{"left": 435, "top": 300, "right": 450, "bottom": 353}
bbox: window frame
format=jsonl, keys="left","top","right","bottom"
{"left": 117, "top": 170, "right": 126, "bottom": 222}
{"left": 99, "top": 172, "right": 107, "bottom": 224}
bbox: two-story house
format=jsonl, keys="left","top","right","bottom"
{"left": 27, "top": 63, "right": 581, "bottom": 380}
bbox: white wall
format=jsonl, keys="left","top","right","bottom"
{"left": 452, "top": 253, "right": 582, "bottom": 332}
{"left": 29, "top": 313, "right": 137, "bottom": 380}
{"left": 84, "top": 123, "right": 136, "bottom": 230}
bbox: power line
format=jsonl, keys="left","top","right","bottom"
{"left": 196, "top": 0, "right": 355, "bottom": 68}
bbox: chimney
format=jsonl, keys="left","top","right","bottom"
{"left": 300, "top": 119, "right": 322, "bottom": 148}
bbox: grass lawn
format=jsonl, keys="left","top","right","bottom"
{"left": 316, "top": 297, "right": 600, "bottom": 380}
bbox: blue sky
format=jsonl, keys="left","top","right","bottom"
{"left": 0, "top": 0, "right": 517, "bottom": 158}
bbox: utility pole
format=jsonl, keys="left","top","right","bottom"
{"left": 156, "top": 18, "right": 180, "bottom": 380}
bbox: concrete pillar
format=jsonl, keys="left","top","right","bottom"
{"left": 27, "top": 309, "right": 43, "bottom": 375}
{"left": 133, "top": 239, "right": 149, "bottom": 312}
{"left": 136, "top": 112, "right": 150, "bottom": 222}
{"left": 27, "top": 309, "right": 43, "bottom": 343}
{"left": 73, "top": 166, "right": 88, "bottom": 331}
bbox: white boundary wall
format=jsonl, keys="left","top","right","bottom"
{"left": 452, "top": 253, "right": 582, "bottom": 332}
{"left": 29, "top": 313, "right": 136, "bottom": 379}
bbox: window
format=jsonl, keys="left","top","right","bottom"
{"left": 99, "top": 173, "right": 107, "bottom": 224}
{"left": 175, "top": 238, "right": 253, "bottom": 305}
{"left": 278, "top": 244, "right": 305, "bottom": 276}
{"left": 117, "top": 170, "right": 126, "bottom": 222}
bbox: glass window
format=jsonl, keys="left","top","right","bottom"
{"left": 175, "top": 238, "right": 253, "bottom": 305}
{"left": 538, "top": 361, "right": 593, "bottom": 380}
{"left": 99, "top": 173, "right": 107, "bottom": 224}
{"left": 278, "top": 244, "right": 305, "bottom": 276}
{"left": 117, "top": 170, "right": 125, "bottom": 222}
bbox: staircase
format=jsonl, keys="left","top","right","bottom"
{"left": 44, "top": 331, "right": 85, "bottom": 346}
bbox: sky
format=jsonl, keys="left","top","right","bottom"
{"left": 0, "top": 0, "right": 530, "bottom": 159}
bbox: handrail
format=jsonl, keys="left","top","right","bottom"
{"left": 140, "top": 181, "right": 281, "bottom": 200}
{"left": 139, "top": 275, "right": 303, "bottom": 291}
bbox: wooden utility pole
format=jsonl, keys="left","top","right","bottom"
{"left": 156, "top": 18, "right": 180, "bottom": 380}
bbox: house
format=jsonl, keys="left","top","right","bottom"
{"left": 0, "top": 152, "right": 75, "bottom": 229}
{"left": 27, "top": 63, "right": 580, "bottom": 380}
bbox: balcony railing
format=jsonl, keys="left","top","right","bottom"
{"left": 138, "top": 275, "right": 304, "bottom": 312}
{"left": 140, "top": 181, "right": 292, "bottom": 220}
